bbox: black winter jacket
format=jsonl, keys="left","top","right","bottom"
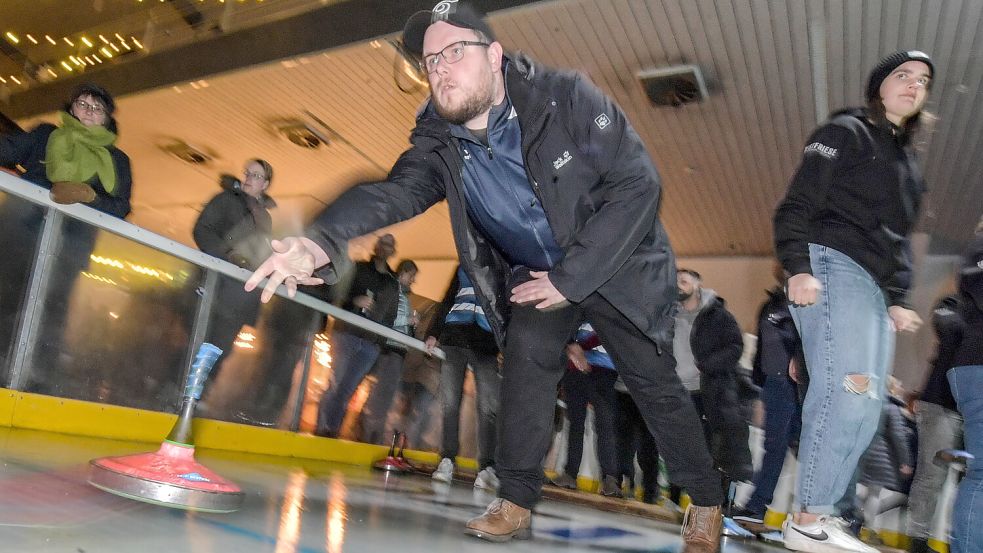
{"left": 774, "top": 108, "right": 926, "bottom": 308}
{"left": 859, "top": 396, "right": 915, "bottom": 493}
{"left": 954, "top": 234, "right": 983, "bottom": 367}
{"left": 307, "top": 54, "right": 677, "bottom": 349}
{"left": 752, "top": 287, "right": 802, "bottom": 385}
{"left": 691, "top": 295, "right": 744, "bottom": 378}
{"left": 0, "top": 123, "right": 132, "bottom": 219}
{"left": 193, "top": 176, "right": 274, "bottom": 270}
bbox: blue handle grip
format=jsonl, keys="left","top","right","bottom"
{"left": 184, "top": 343, "right": 223, "bottom": 400}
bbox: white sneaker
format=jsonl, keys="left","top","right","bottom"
{"left": 474, "top": 467, "right": 500, "bottom": 491}
{"left": 782, "top": 516, "right": 878, "bottom": 553}
{"left": 432, "top": 457, "right": 454, "bottom": 483}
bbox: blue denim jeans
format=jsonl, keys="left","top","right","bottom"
{"left": 947, "top": 365, "right": 983, "bottom": 553}
{"left": 315, "top": 330, "right": 381, "bottom": 437}
{"left": 745, "top": 373, "right": 802, "bottom": 515}
{"left": 789, "top": 244, "right": 894, "bottom": 514}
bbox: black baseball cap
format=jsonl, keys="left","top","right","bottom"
{"left": 402, "top": 1, "right": 496, "bottom": 56}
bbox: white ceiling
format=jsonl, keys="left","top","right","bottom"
{"left": 11, "top": 0, "right": 983, "bottom": 299}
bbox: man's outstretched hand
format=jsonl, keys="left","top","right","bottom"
{"left": 244, "top": 237, "right": 329, "bottom": 302}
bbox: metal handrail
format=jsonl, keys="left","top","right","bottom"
{"left": 0, "top": 171, "right": 443, "bottom": 359}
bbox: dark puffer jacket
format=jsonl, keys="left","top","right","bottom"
{"left": 691, "top": 295, "right": 744, "bottom": 378}
{"left": 859, "top": 396, "right": 915, "bottom": 492}
{"left": 193, "top": 176, "right": 274, "bottom": 270}
{"left": 690, "top": 294, "right": 753, "bottom": 480}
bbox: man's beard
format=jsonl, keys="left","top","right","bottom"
{"left": 434, "top": 73, "right": 495, "bottom": 125}
{"left": 677, "top": 290, "right": 693, "bottom": 302}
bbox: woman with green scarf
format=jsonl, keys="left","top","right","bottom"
{"left": 0, "top": 82, "right": 131, "bottom": 219}
{"left": 0, "top": 83, "right": 131, "bottom": 390}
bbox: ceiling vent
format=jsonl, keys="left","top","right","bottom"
{"left": 161, "top": 140, "right": 213, "bottom": 165}
{"left": 277, "top": 121, "right": 325, "bottom": 149}
{"left": 637, "top": 65, "right": 708, "bottom": 107}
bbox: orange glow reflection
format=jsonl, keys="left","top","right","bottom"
{"left": 274, "top": 470, "right": 307, "bottom": 553}
{"left": 326, "top": 477, "right": 347, "bottom": 553}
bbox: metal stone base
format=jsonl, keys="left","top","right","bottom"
{"left": 88, "top": 461, "right": 244, "bottom": 513}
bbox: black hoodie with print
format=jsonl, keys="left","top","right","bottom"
{"left": 774, "top": 108, "right": 926, "bottom": 308}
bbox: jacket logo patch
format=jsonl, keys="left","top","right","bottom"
{"left": 804, "top": 142, "right": 838, "bottom": 159}
{"left": 462, "top": 148, "right": 471, "bottom": 161}
{"left": 553, "top": 151, "right": 573, "bottom": 170}
{"left": 594, "top": 113, "right": 611, "bottom": 129}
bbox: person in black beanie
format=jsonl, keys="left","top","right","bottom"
{"left": 774, "top": 50, "right": 934, "bottom": 553}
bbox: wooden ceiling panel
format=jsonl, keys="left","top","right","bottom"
{"left": 7, "top": 0, "right": 981, "bottom": 265}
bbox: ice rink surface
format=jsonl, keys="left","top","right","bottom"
{"left": 0, "top": 428, "right": 783, "bottom": 552}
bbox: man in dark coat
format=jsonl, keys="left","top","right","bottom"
{"left": 733, "top": 263, "right": 804, "bottom": 526}
{"left": 674, "top": 269, "right": 753, "bottom": 485}
{"left": 245, "top": 2, "right": 723, "bottom": 550}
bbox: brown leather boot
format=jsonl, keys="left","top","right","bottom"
{"left": 464, "top": 498, "right": 532, "bottom": 542}
{"left": 681, "top": 504, "right": 722, "bottom": 553}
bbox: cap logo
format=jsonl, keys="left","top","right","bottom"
{"left": 907, "top": 50, "right": 929, "bottom": 59}
{"left": 432, "top": 0, "right": 459, "bottom": 21}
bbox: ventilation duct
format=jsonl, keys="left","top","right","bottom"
{"left": 637, "top": 65, "right": 708, "bottom": 107}
{"left": 161, "top": 140, "right": 212, "bottom": 165}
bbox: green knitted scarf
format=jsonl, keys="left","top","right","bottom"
{"left": 45, "top": 111, "right": 117, "bottom": 194}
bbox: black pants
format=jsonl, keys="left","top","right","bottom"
{"left": 561, "top": 368, "right": 619, "bottom": 478}
{"left": 615, "top": 390, "right": 661, "bottom": 501}
{"left": 496, "top": 292, "right": 722, "bottom": 509}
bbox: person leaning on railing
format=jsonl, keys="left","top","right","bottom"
{"left": 0, "top": 82, "right": 132, "bottom": 219}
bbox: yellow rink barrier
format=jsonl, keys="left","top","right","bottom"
{"left": 0, "top": 390, "right": 478, "bottom": 471}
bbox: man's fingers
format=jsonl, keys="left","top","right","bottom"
{"left": 261, "top": 271, "right": 286, "bottom": 303}
{"left": 244, "top": 258, "right": 274, "bottom": 292}
{"left": 529, "top": 270, "right": 547, "bottom": 279}
{"left": 285, "top": 276, "right": 298, "bottom": 298}
{"left": 270, "top": 239, "right": 287, "bottom": 253}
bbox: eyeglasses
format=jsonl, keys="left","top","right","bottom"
{"left": 243, "top": 171, "right": 267, "bottom": 181}
{"left": 422, "top": 41, "right": 490, "bottom": 74}
{"left": 73, "top": 99, "right": 106, "bottom": 116}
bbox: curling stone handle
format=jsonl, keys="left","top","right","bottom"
{"left": 166, "top": 343, "right": 222, "bottom": 446}
{"left": 184, "top": 343, "right": 222, "bottom": 400}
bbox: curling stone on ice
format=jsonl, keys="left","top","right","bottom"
{"left": 88, "top": 343, "right": 245, "bottom": 513}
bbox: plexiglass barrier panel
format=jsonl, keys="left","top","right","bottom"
{"left": 23, "top": 224, "right": 205, "bottom": 412}
{"left": 1, "top": 172, "right": 452, "bottom": 449}
{"left": 0, "top": 192, "right": 45, "bottom": 385}
{"left": 199, "top": 274, "right": 322, "bottom": 429}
